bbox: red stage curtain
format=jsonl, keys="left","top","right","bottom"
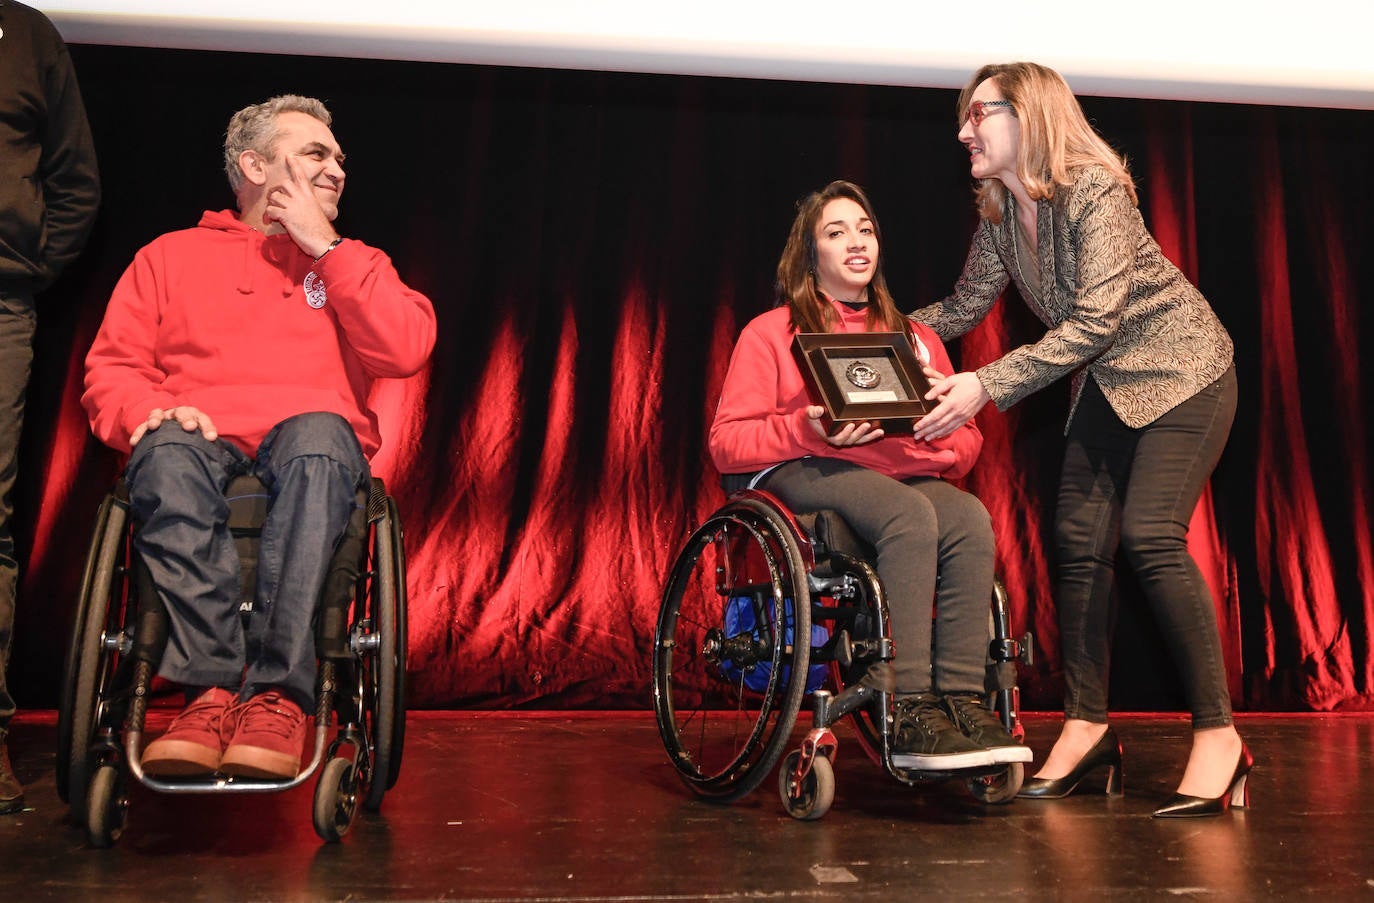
{"left": 10, "top": 47, "right": 1373, "bottom": 712}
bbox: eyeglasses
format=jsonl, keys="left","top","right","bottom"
{"left": 967, "top": 99, "right": 1014, "bottom": 126}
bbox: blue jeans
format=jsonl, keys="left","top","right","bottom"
{"left": 0, "top": 290, "right": 35, "bottom": 728}
{"left": 125, "top": 412, "right": 369, "bottom": 710}
{"left": 1056, "top": 368, "right": 1237, "bottom": 728}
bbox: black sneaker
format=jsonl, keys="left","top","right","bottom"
{"left": 890, "top": 693, "right": 997, "bottom": 770}
{"left": 942, "top": 693, "right": 1033, "bottom": 765}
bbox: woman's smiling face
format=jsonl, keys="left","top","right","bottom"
{"left": 959, "top": 78, "right": 1021, "bottom": 186}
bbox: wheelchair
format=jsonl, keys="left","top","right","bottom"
{"left": 652, "top": 489, "right": 1033, "bottom": 820}
{"left": 55, "top": 474, "right": 408, "bottom": 846}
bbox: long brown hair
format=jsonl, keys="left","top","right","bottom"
{"left": 957, "top": 62, "right": 1136, "bottom": 223}
{"left": 775, "top": 180, "right": 908, "bottom": 334}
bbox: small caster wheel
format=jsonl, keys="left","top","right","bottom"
{"left": 969, "top": 761, "right": 1024, "bottom": 804}
{"left": 778, "top": 749, "right": 835, "bottom": 820}
{"left": 313, "top": 757, "right": 359, "bottom": 842}
{"left": 86, "top": 764, "right": 128, "bottom": 848}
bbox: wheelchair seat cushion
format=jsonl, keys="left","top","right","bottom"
{"left": 225, "top": 474, "right": 271, "bottom": 531}
{"left": 796, "top": 510, "right": 875, "bottom": 562}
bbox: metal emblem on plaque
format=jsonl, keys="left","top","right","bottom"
{"left": 844, "top": 361, "right": 881, "bottom": 389}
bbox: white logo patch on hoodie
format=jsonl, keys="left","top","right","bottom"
{"left": 303, "top": 271, "right": 328, "bottom": 309}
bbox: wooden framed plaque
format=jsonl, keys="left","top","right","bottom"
{"left": 791, "top": 332, "right": 932, "bottom": 436}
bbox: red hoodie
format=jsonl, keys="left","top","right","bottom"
{"left": 83, "top": 210, "right": 436, "bottom": 458}
{"left": 709, "top": 300, "right": 982, "bottom": 481}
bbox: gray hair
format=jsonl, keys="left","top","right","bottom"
{"left": 223, "top": 95, "right": 333, "bottom": 193}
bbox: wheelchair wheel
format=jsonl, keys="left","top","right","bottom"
{"left": 778, "top": 749, "right": 834, "bottom": 821}
{"left": 384, "top": 502, "right": 407, "bottom": 792}
{"left": 86, "top": 763, "right": 129, "bottom": 848}
{"left": 57, "top": 493, "right": 115, "bottom": 805}
{"left": 969, "top": 762, "right": 1025, "bottom": 804}
{"left": 60, "top": 495, "right": 131, "bottom": 817}
{"left": 314, "top": 757, "right": 360, "bottom": 842}
{"left": 653, "top": 495, "right": 811, "bottom": 801}
{"left": 361, "top": 493, "right": 403, "bottom": 812}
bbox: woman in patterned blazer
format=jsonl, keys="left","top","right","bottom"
{"left": 908, "top": 62, "right": 1246, "bottom": 818}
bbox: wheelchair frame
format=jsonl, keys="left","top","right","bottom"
{"left": 653, "top": 489, "right": 1033, "bottom": 819}
{"left": 56, "top": 475, "right": 408, "bottom": 846}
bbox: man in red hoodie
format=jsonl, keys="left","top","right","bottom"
{"left": 82, "top": 95, "right": 436, "bottom": 779}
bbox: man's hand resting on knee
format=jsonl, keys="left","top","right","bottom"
{"left": 130, "top": 406, "right": 219, "bottom": 446}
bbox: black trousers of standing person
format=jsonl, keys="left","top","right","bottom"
{"left": 1055, "top": 367, "right": 1238, "bottom": 729}
{"left": 0, "top": 289, "right": 35, "bottom": 731}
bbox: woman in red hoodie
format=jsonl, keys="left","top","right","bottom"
{"left": 709, "top": 180, "right": 1028, "bottom": 772}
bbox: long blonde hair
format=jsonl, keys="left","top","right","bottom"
{"left": 775, "top": 181, "right": 909, "bottom": 335}
{"left": 958, "top": 62, "right": 1135, "bottom": 223}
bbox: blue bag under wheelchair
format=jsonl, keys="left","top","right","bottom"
{"left": 719, "top": 595, "right": 829, "bottom": 694}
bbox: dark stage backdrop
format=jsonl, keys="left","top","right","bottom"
{"left": 10, "top": 46, "right": 1373, "bottom": 713}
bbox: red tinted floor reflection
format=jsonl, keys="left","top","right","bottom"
{"left": 3, "top": 711, "right": 1373, "bottom": 900}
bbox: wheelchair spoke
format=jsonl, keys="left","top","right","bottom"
{"left": 653, "top": 496, "right": 812, "bottom": 801}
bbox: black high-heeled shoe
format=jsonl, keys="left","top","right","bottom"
{"left": 1016, "top": 726, "right": 1123, "bottom": 799}
{"left": 1151, "top": 744, "right": 1253, "bottom": 818}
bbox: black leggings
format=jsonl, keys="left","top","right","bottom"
{"left": 1055, "top": 368, "right": 1238, "bottom": 728}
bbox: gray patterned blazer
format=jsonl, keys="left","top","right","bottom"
{"left": 910, "top": 164, "right": 1233, "bottom": 431}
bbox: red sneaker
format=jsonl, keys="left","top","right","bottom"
{"left": 142, "top": 687, "right": 236, "bottom": 776}
{"left": 219, "top": 690, "right": 308, "bottom": 779}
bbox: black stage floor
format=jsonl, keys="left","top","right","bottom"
{"left": 3, "top": 710, "right": 1371, "bottom": 901}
